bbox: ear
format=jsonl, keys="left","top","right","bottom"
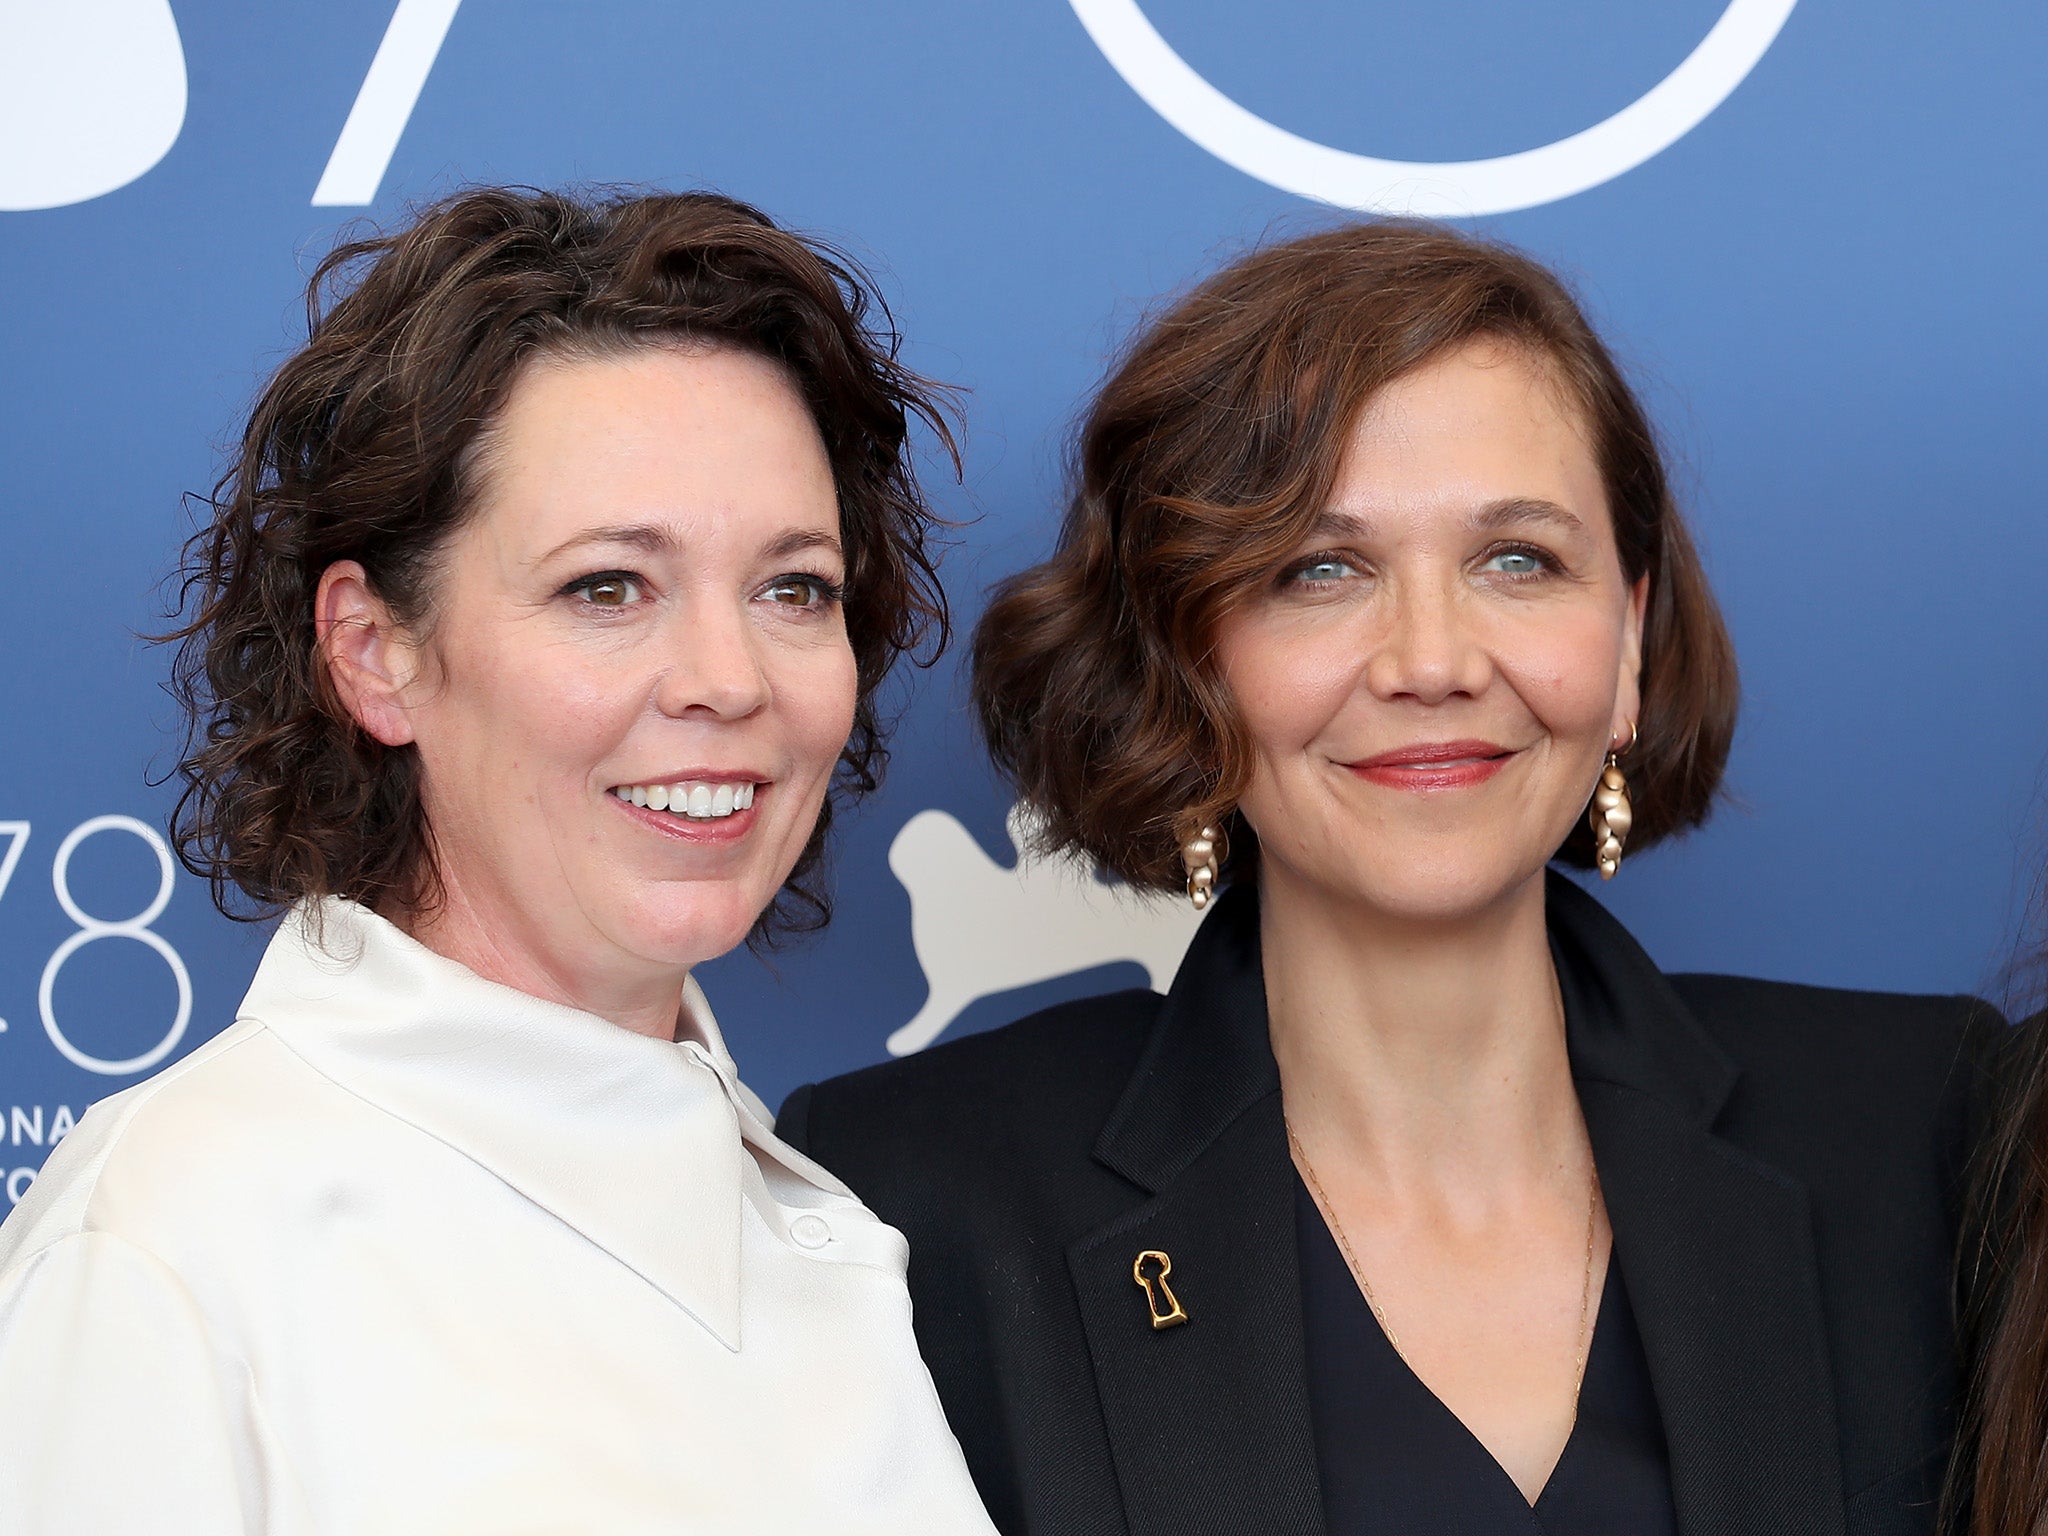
{"left": 315, "top": 561, "right": 421, "bottom": 747}
{"left": 1614, "top": 572, "right": 1650, "bottom": 746}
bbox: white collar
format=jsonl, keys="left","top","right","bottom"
{"left": 237, "top": 897, "right": 815, "bottom": 1351}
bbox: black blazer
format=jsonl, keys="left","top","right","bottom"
{"left": 780, "top": 875, "right": 2003, "bottom": 1536}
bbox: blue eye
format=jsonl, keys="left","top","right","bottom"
{"left": 1290, "top": 556, "right": 1356, "bottom": 585}
{"left": 1482, "top": 549, "right": 1548, "bottom": 577}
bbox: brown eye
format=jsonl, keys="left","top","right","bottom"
{"left": 761, "top": 575, "right": 839, "bottom": 608}
{"left": 572, "top": 574, "right": 643, "bottom": 607}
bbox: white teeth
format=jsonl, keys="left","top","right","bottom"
{"left": 614, "top": 780, "right": 759, "bottom": 820}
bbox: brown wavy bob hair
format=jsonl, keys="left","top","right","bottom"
{"left": 168, "top": 186, "right": 954, "bottom": 940}
{"left": 973, "top": 221, "right": 1737, "bottom": 890}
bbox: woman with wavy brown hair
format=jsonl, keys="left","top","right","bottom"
{"left": 780, "top": 222, "right": 2002, "bottom": 1536}
{"left": 0, "top": 188, "right": 998, "bottom": 1535}
{"left": 1949, "top": 1010, "right": 2048, "bottom": 1534}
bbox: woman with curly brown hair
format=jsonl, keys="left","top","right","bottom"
{"left": 780, "top": 223, "right": 2003, "bottom": 1536}
{"left": 0, "top": 188, "right": 997, "bottom": 1535}
{"left": 1946, "top": 1001, "right": 2048, "bottom": 1535}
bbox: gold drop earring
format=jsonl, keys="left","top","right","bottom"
{"left": 1588, "top": 723, "right": 1637, "bottom": 880}
{"left": 1180, "top": 822, "right": 1225, "bottom": 911}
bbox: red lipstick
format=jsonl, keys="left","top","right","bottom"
{"left": 1345, "top": 740, "right": 1515, "bottom": 791}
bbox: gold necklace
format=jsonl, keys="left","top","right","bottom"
{"left": 1287, "top": 1121, "right": 1602, "bottom": 1401}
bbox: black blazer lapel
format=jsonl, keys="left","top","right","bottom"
{"left": 1069, "top": 1094, "right": 1322, "bottom": 1536}
{"left": 1584, "top": 1081, "right": 1847, "bottom": 1536}
{"left": 1069, "top": 889, "right": 1323, "bottom": 1536}
{"left": 1554, "top": 875, "right": 1848, "bottom": 1536}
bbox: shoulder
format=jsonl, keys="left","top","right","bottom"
{"left": 0, "top": 1016, "right": 383, "bottom": 1276}
{"left": 1669, "top": 971, "right": 2001, "bottom": 1082}
{"left": 782, "top": 987, "right": 1161, "bottom": 1178}
{"left": 0, "top": 1224, "right": 255, "bottom": 1528}
{"left": 1667, "top": 973, "right": 2004, "bottom": 1168}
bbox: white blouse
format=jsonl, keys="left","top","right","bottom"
{"left": 0, "top": 899, "right": 1000, "bottom": 1536}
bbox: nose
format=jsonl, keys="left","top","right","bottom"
{"left": 652, "top": 595, "right": 771, "bottom": 720}
{"left": 1363, "top": 577, "right": 1489, "bottom": 705}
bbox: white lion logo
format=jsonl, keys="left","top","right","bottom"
{"left": 886, "top": 804, "right": 1203, "bottom": 1056}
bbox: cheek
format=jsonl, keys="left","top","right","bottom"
{"left": 778, "top": 639, "right": 860, "bottom": 777}
{"left": 1496, "top": 607, "right": 1625, "bottom": 740}
{"left": 426, "top": 631, "right": 639, "bottom": 804}
{"left": 1217, "top": 618, "right": 1362, "bottom": 759}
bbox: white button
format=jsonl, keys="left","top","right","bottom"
{"left": 789, "top": 1214, "right": 832, "bottom": 1250}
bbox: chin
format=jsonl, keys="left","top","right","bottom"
{"left": 613, "top": 886, "right": 772, "bottom": 970}
{"left": 1345, "top": 850, "right": 1547, "bottom": 926}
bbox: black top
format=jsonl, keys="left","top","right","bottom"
{"left": 1300, "top": 915, "right": 1679, "bottom": 1535}
{"left": 779, "top": 873, "right": 2003, "bottom": 1536}
{"left": 1299, "top": 1175, "right": 1678, "bottom": 1535}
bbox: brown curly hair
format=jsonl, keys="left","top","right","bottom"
{"left": 167, "top": 186, "right": 956, "bottom": 941}
{"left": 973, "top": 220, "right": 1738, "bottom": 891}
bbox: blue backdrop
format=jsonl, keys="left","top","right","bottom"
{"left": 3, "top": 0, "right": 2044, "bottom": 1202}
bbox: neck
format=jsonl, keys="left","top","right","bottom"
{"left": 1263, "top": 868, "right": 1583, "bottom": 1195}
{"left": 394, "top": 875, "right": 690, "bottom": 1043}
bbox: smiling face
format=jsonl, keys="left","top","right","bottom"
{"left": 326, "top": 344, "right": 855, "bottom": 1026}
{"left": 1213, "top": 339, "right": 1647, "bottom": 927}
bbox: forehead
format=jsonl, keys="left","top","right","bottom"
{"left": 469, "top": 343, "right": 837, "bottom": 543}
{"left": 1332, "top": 340, "right": 1605, "bottom": 527}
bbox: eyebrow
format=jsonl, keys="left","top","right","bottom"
{"left": 1465, "top": 497, "right": 1586, "bottom": 535}
{"left": 1305, "top": 497, "right": 1586, "bottom": 541}
{"left": 534, "top": 523, "right": 844, "bottom": 566}
{"left": 535, "top": 524, "right": 675, "bottom": 565}
{"left": 1305, "top": 510, "right": 1376, "bottom": 541}
{"left": 762, "top": 528, "right": 845, "bottom": 562}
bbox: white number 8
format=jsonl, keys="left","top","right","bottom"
{"left": 38, "top": 815, "right": 192, "bottom": 1076}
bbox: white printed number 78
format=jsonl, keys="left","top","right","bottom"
{"left": 0, "top": 818, "right": 193, "bottom": 1077}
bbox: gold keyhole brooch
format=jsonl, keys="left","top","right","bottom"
{"left": 1133, "top": 1249, "right": 1188, "bottom": 1330}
